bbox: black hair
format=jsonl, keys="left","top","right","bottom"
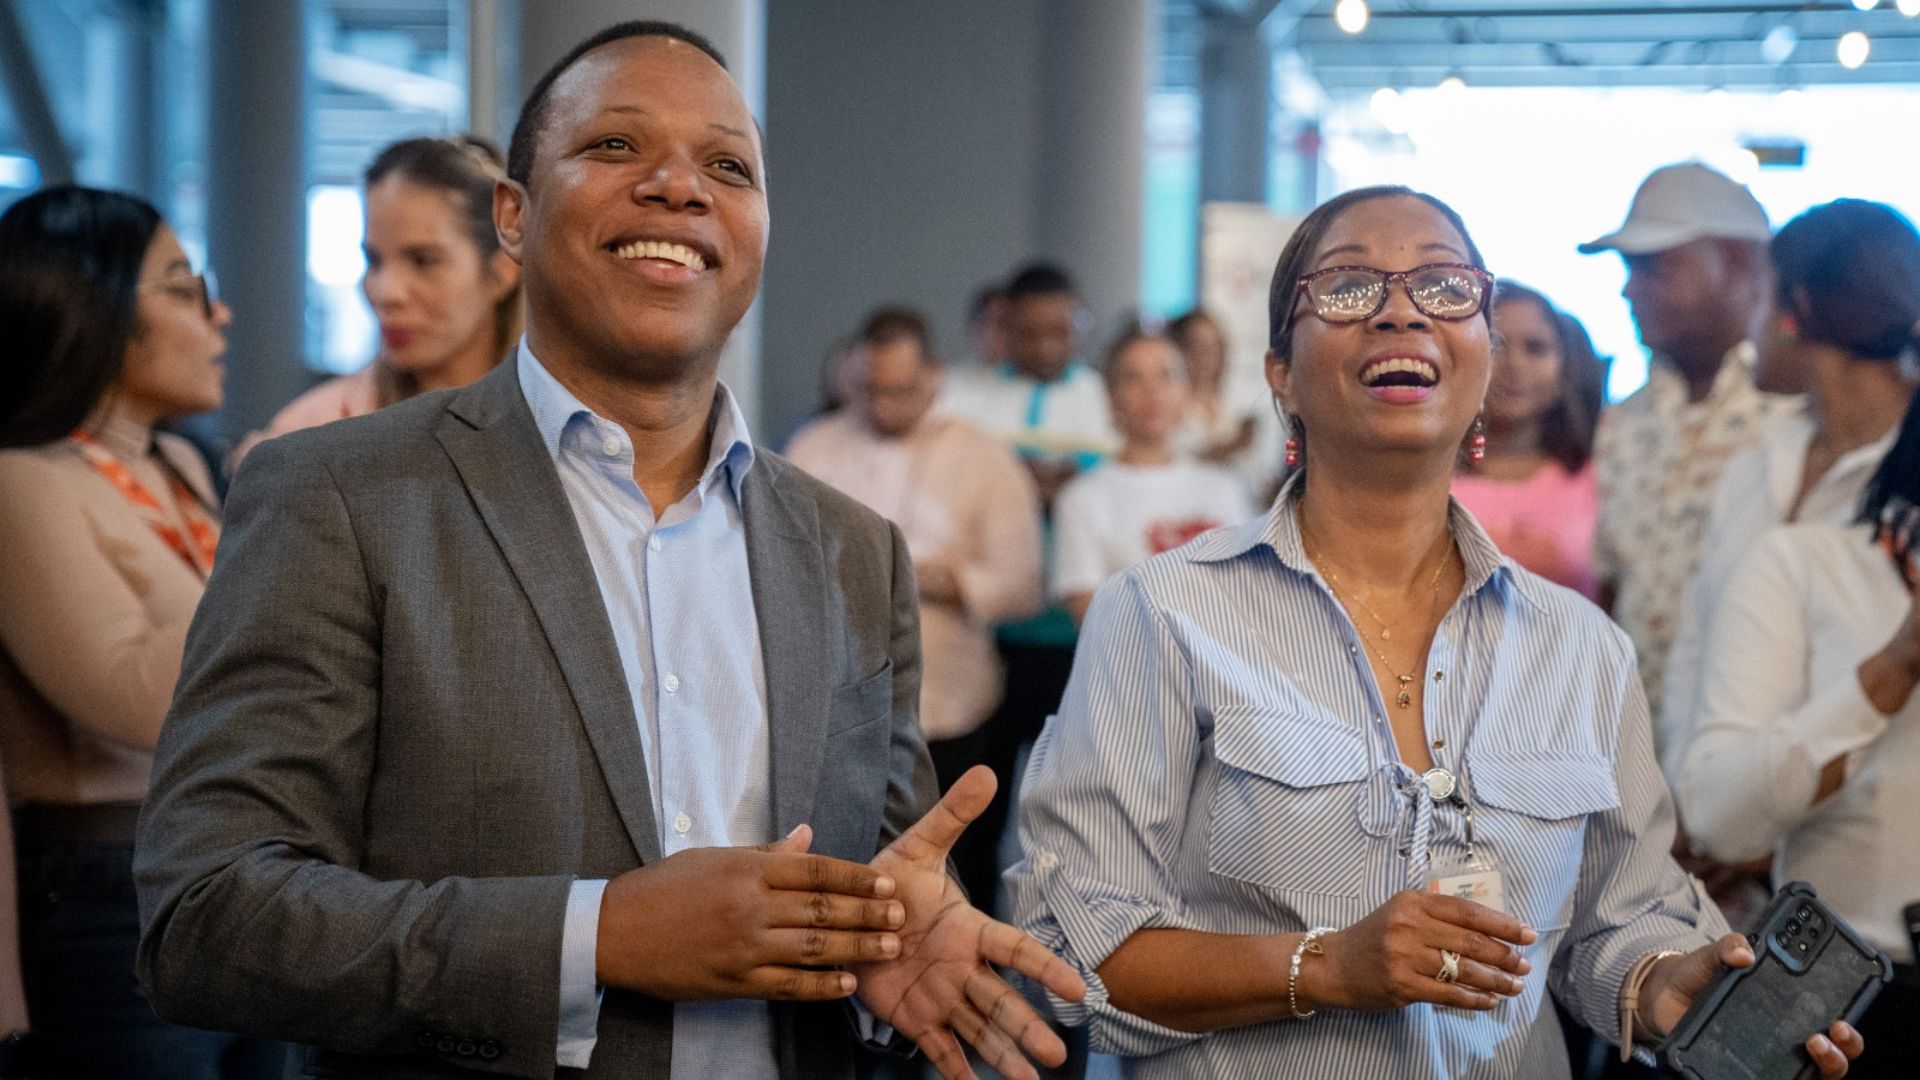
{"left": 968, "top": 283, "right": 1006, "bottom": 323}
{"left": 1772, "top": 199, "right": 1920, "bottom": 362}
{"left": 1489, "top": 282, "right": 1609, "bottom": 473}
{"left": 1266, "top": 185, "right": 1489, "bottom": 364}
{"left": 1166, "top": 309, "right": 1220, "bottom": 353}
{"left": 1004, "top": 262, "right": 1078, "bottom": 303}
{"left": 0, "top": 185, "right": 164, "bottom": 448}
{"left": 507, "top": 21, "right": 728, "bottom": 186}
{"left": 859, "top": 306, "right": 935, "bottom": 358}
{"left": 1099, "top": 321, "right": 1182, "bottom": 382}
{"left": 1861, "top": 388, "right": 1920, "bottom": 588}
{"left": 364, "top": 134, "right": 521, "bottom": 405}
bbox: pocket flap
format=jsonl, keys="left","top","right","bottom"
{"left": 1472, "top": 752, "right": 1619, "bottom": 820}
{"left": 828, "top": 661, "right": 893, "bottom": 733}
{"left": 1212, "top": 706, "right": 1369, "bottom": 788}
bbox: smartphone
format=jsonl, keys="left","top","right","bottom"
{"left": 1661, "top": 881, "right": 1892, "bottom": 1080}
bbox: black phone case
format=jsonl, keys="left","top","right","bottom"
{"left": 1660, "top": 881, "right": 1893, "bottom": 1080}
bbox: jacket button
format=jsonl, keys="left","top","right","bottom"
{"left": 456, "top": 1041, "right": 477, "bottom": 1057}
{"left": 415, "top": 1031, "right": 436, "bottom": 1050}
{"left": 478, "top": 1041, "right": 502, "bottom": 1060}
{"left": 435, "top": 1037, "right": 456, "bottom": 1054}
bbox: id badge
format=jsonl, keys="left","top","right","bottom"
{"left": 1427, "top": 849, "right": 1508, "bottom": 915}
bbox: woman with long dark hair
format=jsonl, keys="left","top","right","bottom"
{"left": 0, "top": 186, "right": 278, "bottom": 1076}
{"left": 1008, "top": 185, "right": 1862, "bottom": 1077}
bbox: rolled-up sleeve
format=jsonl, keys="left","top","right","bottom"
{"left": 1551, "top": 628, "right": 1727, "bottom": 1051}
{"left": 1676, "top": 534, "right": 1890, "bottom": 863}
{"left": 1005, "top": 571, "right": 1207, "bottom": 1057}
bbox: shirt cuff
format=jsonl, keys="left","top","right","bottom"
{"left": 557, "top": 879, "right": 607, "bottom": 1070}
{"left": 849, "top": 996, "right": 898, "bottom": 1051}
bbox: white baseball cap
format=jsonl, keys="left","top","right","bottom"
{"left": 1578, "top": 163, "right": 1772, "bottom": 255}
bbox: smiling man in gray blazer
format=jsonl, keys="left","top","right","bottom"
{"left": 133, "top": 20, "right": 1078, "bottom": 1080}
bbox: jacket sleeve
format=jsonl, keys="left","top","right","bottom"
{"left": 133, "top": 435, "right": 572, "bottom": 1079}
{"left": 879, "top": 519, "right": 940, "bottom": 847}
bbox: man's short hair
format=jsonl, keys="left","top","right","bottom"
{"left": 859, "top": 306, "right": 935, "bottom": 359}
{"left": 1004, "top": 263, "right": 1077, "bottom": 302}
{"left": 507, "top": 21, "right": 727, "bottom": 186}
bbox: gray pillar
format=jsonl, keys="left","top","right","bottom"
{"left": 206, "top": 0, "right": 310, "bottom": 441}
{"left": 517, "top": 0, "right": 765, "bottom": 430}
{"left": 1197, "top": 12, "right": 1270, "bottom": 206}
{"left": 1037, "top": 0, "right": 1153, "bottom": 339}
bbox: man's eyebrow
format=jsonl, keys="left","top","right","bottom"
{"left": 596, "top": 105, "right": 749, "bottom": 142}
{"left": 709, "top": 122, "right": 748, "bottom": 140}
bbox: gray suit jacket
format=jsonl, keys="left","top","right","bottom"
{"left": 134, "top": 362, "right": 939, "bottom": 1079}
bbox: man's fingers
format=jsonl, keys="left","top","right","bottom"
{"left": 913, "top": 1026, "right": 978, "bottom": 1080}
{"left": 1808, "top": 1031, "right": 1851, "bottom": 1079}
{"left": 951, "top": 1000, "right": 1036, "bottom": 1080}
{"left": 1712, "top": 931, "right": 1755, "bottom": 969}
{"left": 978, "top": 919, "right": 1088, "bottom": 1002}
{"left": 755, "top": 824, "right": 812, "bottom": 854}
{"left": 1830, "top": 1020, "right": 1864, "bottom": 1060}
{"left": 966, "top": 968, "right": 1067, "bottom": 1067}
{"left": 894, "top": 765, "right": 997, "bottom": 862}
{"left": 767, "top": 891, "right": 904, "bottom": 932}
{"left": 743, "top": 966, "right": 857, "bottom": 1001}
{"left": 1424, "top": 894, "right": 1537, "bottom": 946}
{"left": 762, "top": 852, "right": 896, "bottom": 898}
{"left": 761, "top": 927, "right": 900, "bottom": 965}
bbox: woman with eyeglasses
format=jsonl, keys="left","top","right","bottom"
{"left": 248, "top": 135, "right": 519, "bottom": 447}
{"left": 0, "top": 186, "right": 280, "bottom": 1077}
{"left": 1006, "top": 186, "right": 1863, "bottom": 1077}
{"left": 1677, "top": 337, "right": 1920, "bottom": 1080}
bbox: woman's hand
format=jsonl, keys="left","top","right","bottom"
{"left": 1638, "top": 934, "right": 1865, "bottom": 1078}
{"left": 1306, "top": 891, "right": 1536, "bottom": 1012}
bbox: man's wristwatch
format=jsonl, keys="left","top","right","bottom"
{"left": 0, "top": 1030, "right": 46, "bottom": 1078}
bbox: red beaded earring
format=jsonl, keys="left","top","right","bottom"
{"left": 1467, "top": 416, "right": 1487, "bottom": 465}
{"left": 1284, "top": 435, "right": 1301, "bottom": 468}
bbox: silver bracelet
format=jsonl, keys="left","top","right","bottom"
{"left": 1289, "top": 927, "right": 1336, "bottom": 1020}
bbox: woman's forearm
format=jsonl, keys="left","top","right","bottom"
{"left": 1097, "top": 928, "right": 1306, "bottom": 1033}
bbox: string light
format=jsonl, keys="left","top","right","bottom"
{"left": 1850, "top": 0, "right": 1880, "bottom": 10}
{"left": 1838, "top": 30, "right": 1871, "bottom": 69}
{"left": 1335, "top": 0, "right": 1370, "bottom": 35}
{"left": 1898, "top": 0, "right": 1919, "bottom": 17}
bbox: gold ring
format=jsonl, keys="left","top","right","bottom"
{"left": 1436, "top": 949, "right": 1461, "bottom": 983}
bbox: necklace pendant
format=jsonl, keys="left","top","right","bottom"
{"left": 1397, "top": 689, "right": 1413, "bottom": 709}
{"left": 1381, "top": 628, "right": 1392, "bottom": 640}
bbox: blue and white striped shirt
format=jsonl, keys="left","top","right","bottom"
{"left": 1006, "top": 479, "right": 1727, "bottom": 1079}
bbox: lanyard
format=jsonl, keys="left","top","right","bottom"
{"left": 68, "top": 431, "right": 218, "bottom": 578}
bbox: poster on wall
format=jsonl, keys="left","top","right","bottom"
{"left": 1200, "top": 202, "right": 1300, "bottom": 496}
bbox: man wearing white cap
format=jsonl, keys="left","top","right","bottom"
{"left": 1579, "top": 163, "right": 1798, "bottom": 745}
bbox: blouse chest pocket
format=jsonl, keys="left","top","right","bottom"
{"left": 1469, "top": 751, "right": 1620, "bottom": 932}
{"left": 1206, "top": 706, "right": 1372, "bottom": 899}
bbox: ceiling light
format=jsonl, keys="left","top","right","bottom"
{"left": 1370, "top": 86, "right": 1407, "bottom": 134}
{"left": 1761, "top": 25, "right": 1798, "bottom": 64}
{"left": 1438, "top": 74, "right": 1467, "bottom": 94}
{"left": 1851, "top": 0, "right": 1880, "bottom": 10}
{"left": 1335, "top": 0, "right": 1370, "bottom": 35}
{"left": 1898, "top": 0, "right": 1920, "bottom": 16}
{"left": 1838, "top": 30, "right": 1871, "bottom": 69}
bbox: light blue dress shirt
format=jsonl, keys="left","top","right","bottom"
{"left": 1006, "top": 478, "right": 1729, "bottom": 1079}
{"left": 518, "top": 345, "right": 779, "bottom": 1076}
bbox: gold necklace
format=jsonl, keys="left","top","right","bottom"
{"left": 1301, "top": 525, "right": 1456, "bottom": 710}
{"left": 1315, "top": 540, "right": 1450, "bottom": 640}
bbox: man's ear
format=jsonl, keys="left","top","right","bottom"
{"left": 494, "top": 178, "right": 528, "bottom": 264}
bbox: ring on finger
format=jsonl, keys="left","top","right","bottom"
{"left": 1436, "top": 949, "right": 1461, "bottom": 984}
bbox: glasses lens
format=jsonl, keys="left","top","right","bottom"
{"left": 1309, "top": 270, "right": 1386, "bottom": 322}
{"left": 1408, "top": 266, "right": 1486, "bottom": 318}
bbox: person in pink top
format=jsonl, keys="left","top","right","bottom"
{"left": 244, "top": 136, "right": 522, "bottom": 455}
{"left": 1452, "top": 282, "right": 1609, "bottom": 599}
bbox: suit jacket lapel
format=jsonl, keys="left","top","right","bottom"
{"left": 742, "top": 463, "right": 833, "bottom": 837}
{"left": 437, "top": 364, "right": 662, "bottom": 863}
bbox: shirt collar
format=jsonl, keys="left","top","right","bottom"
{"left": 516, "top": 339, "right": 757, "bottom": 501}
{"left": 1186, "top": 472, "right": 1548, "bottom": 613}
{"left": 1648, "top": 339, "right": 1760, "bottom": 410}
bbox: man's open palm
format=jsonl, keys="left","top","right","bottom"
{"left": 853, "top": 766, "right": 1086, "bottom": 1080}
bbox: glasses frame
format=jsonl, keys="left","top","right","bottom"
{"left": 140, "top": 272, "right": 218, "bottom": 320}
{"left": 1295, "top": 263, "right": 1494, "bottom": 324}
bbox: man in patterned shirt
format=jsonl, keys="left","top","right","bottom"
{"left": 1579, "top": 164, "right": 1798, "bottom": 740}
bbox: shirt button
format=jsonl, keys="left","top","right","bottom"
{"left": 600, "top": 435, "right": 621, "bottom": 457}
{"left": 663, "top": 673, "right": 680, "bottom": 693}
{"left": 673, "top": 812, "right": 691, "bottom": 835}
{"left": 648, "top": 535, "right": 661, "bottom": 552}
{"left": 1433, "top": 670, "right": 1446, "bottom": 682}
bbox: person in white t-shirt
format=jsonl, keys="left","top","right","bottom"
{"left": 1054, "top": 329, "right": 1255, "bottom": 624}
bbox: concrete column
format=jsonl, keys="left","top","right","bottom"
{"left": 1197, "top": 11, "right": 1270, "bottom": 206}
{"left": 517, "top": 0, "right": 765, "bottom": 429}
{"left": 205, "top": 0, "right": 310, "bottom": 441}
{"left": 1037, "top": 0, "right": 1154, "bottom": 337}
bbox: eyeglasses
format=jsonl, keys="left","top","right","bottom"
{"left": 141, "top": 272, "right": 219, "bottom": 320}
{"left": 1296, "top": 263, "right": 1494, "bottom": 324}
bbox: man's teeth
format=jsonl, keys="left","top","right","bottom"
{"left": 614, "top": 240, "right": 707, "bottom": 271}
{"left": 1361, "top": 358, "right": 1438, "bottom": 386}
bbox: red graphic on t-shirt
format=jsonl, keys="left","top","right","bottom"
{"left": 1146, "top": 517, "right": 1222, "bottom": 554}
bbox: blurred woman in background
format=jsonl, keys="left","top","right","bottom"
{"left": 0, "top": 185, "right": 278, "bottom": 1077}
{"left": 255, "top": 135, "right": 519, "bottom": 440}
{"left": 1451, "top": 282, "right": 1609, "bottom": 599}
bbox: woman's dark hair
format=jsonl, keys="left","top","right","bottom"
{"left": 1489, "top": 282, "right": 1610, "bottom": 473}
{"left": 1773, "top": 199, "right": 1920, "bottom": 362}
{"left": 1266, "top": 185, "right": 1488, "bottom": 365}
{"left": 1862, "top": 389, "right": 1920, "bottom": 588}
{"left": 0, "top": 185, "right": 164, "bottom": 449}
{"left": 363, "top": 134, "right": 521, "bottom": 405}
{"left": 1165, "top": 309, "right": 1219, "bottom": 353}
{"left": 1099, "top": 321, "right": 1180, "bottom": 383}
